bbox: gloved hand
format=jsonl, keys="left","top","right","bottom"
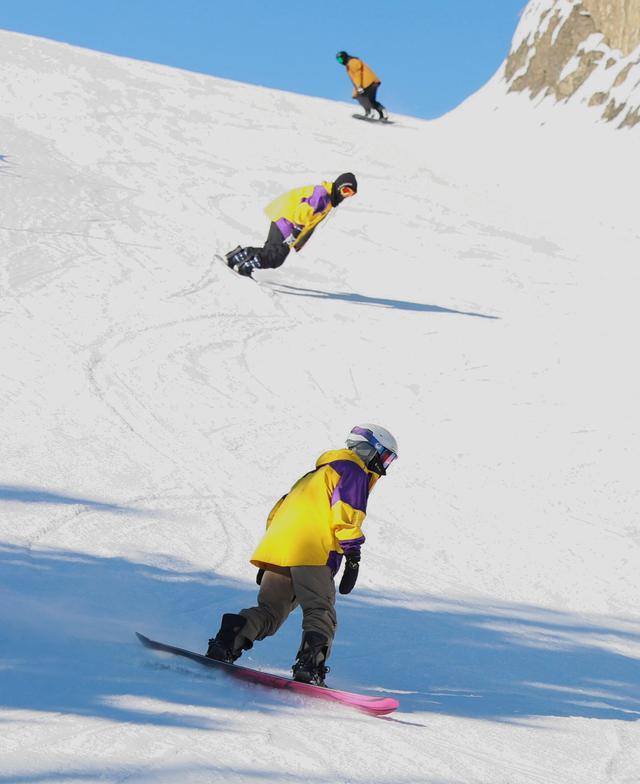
{"left": 356, "top": 86, "right": 364, "bottom": 94}
{"left": 339, "top": 555, "right": 360, "bottom": 595}
{"left": 256, "top": 568, "right": 265, "bottom": 585}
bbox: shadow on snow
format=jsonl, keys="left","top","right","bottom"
{"left": 342, "top": 591, "right": 640, "bottom": 724}
{"left": 1, "top": 529, "right": 639, "bottom": 731}
{"left": 0, "top": 153, "right": 12, "bottom": 175}
{"left": 0, "top": 484, "right": 138, "bottom": 513}
{"left": 0, "top": 767, "right": 450, "bottom": 784}
{"left": 269, "top": 283, "right": 499, "bottom": 319}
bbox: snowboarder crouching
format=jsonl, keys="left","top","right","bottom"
{"left": 225, "top": 173, "right": 357, "bottom": 277}
{"left": 336, "top": 51, "right": 388, "bottom": 120}
{"left": 206, "top": 424, "right": 398, "bottom": 686}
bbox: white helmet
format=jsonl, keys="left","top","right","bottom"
{"left": 346, "top": 423, "right": 398, "bottom": 475}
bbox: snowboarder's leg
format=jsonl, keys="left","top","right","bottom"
{"left": 207, "top": 571, "right": 296, "bottom": 661}
{"left": 364, "top": 84, "right": 387, "bottom": 119}
{"left": 253, "top": 222, "right": 290, "bottom": 269}
{"left": 290, "top": 565, "right": 337, "bottom": 644}
{"left": 206, "top": 613, "right": 253, "bottom": 662}
{"left": 290, "top": 565, "right": 336, "bottom": 684}
{"left": 227, "top": 224, "right": 289, "bottom": 275}
{"left": 355, "top": 92, "right": 374, "bottom": 117}
{"left": 238, "top": 569, "right": 298, "bottom": 642}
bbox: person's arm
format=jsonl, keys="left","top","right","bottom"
{"left": 347, "top": 58, "right": 364, "bottom": 90}
{"left": 291, "top": 185, "right": 330, "bottom": 225}
{"left": 356, "top": 60, "right": 365, "bottom": 93}
{"left": 331, "top": 465, "right": 367, "bottom": 595}
{"left": 325, "top": 461, "right": 370, "bottom": 595}
{"left": 347, "top": 57, "right": 364, "bottom": 89}
{"left": 329, "top": 462, "right": 368, "bottom": 556}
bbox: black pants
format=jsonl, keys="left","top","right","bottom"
{"left": 246, "top": 222, "right": 290, "bottom": 269}
{"left": 356, "top": 83, "right": 385, "bottom": 115}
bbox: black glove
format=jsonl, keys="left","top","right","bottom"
{"left": 339, "top": 555, "right": 360, "bottom": 595}
{"left": 256, "top": 568, "right": 265, "bottom": 585}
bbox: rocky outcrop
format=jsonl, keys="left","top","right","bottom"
{"left": 584, "top": 0, "right": 640, "bottom": 55}
{"left": 504, "top": 0, "right": 640, "bottom": 128}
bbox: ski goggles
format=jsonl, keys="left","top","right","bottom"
{"left": 336, "top": 54, "right": 346, "bottom": 64}
{"left": 338, "top": 183, "right": 356, "bottom": 198}
{"left": 351, "top": 427, "right": 397, "bottom": 470}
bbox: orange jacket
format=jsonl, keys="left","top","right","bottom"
{"left": 346, "top": 58, "right": 381, "bottom": 97}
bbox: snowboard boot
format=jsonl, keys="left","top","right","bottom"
{"left": 292, "top": 631, "right": 330, "bottom": 687}
{"left": 206, "top": 613, "right": 252, "bottom": 663}
{"left": 235, "top": 256, "right": 261, "bottom": 277}
{"left": 377, "top": 106, "right": 388, "bottom": 121}
{"left": 225, "top": 246, "right": 261, "bottom": 277}
{"left": 225, "top": 246, "right": 246, "bottom": 268}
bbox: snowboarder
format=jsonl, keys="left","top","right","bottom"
{"left": 224, "top": 173, "right": 358, "bottom": 277}
{"left": 336, "top": 51, "right": 388, "bottom": 120}
{"left": 206, "top": 424, "right": 398, "bottom": 686}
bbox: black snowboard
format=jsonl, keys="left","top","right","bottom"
{"left": 351, "top": 114, "right": 394, "bottom": 124}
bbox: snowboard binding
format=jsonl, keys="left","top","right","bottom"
{"left": 225, "top": 246, "right": 261, "bottom": 277}
{"left": 206, "top": 613, "right": 252, "bottom": 663}
{"left": 292, "top": 631, "right": 330, "bottom": 687}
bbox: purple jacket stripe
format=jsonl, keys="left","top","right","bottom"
{"left": 328, "top": 460, "right": 369, "bottom": 512}
{"left": 302, "top": 185, "right": 331, "bottom": 214}
{"left": 339, "top": 536, "right": 365, "bottom": 557}
{"left": 326, "top": 551, "right": 343, "bottom": 575}
{"left": 275, "top": 217, "right": 296, "bottom": 238}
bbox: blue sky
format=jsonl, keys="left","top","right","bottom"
{"left": 1, "top": 0, "right": 526, "bottom": 119}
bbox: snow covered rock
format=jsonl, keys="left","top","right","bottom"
{"left": 504, "top": 0, "right": 640, "bottom": 128}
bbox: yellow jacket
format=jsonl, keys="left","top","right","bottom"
{"left": 346, "top": 58, "right": 381, "bottom": 97}
{"left": 251, "top": 449, "right": 379, "bottom": 571}
{"left": 264, "top": 182, "right": 333, "bottom": 252}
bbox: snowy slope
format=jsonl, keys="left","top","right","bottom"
{"left": 1, "top": 27, "right": 640, "bottom": 784}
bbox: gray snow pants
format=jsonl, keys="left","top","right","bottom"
{"left": 239, "top": 566, "right": 337, "bottom": 655}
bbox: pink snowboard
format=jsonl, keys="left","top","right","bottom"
{"left": 136, "top": 632, "right": 399, "bottom": 717}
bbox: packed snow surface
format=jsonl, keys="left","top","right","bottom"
{"left": 1, "top": 29, "right": 639, "bottom": 784}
